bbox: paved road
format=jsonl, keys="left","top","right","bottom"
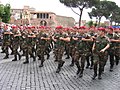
{"left": 0, "top": 49, "right": 120, "bottom": 90}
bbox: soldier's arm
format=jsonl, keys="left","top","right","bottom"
{"left": 60, "top": 37, "right": 70, "bottom": 42}
{"left": 100, "top": 43, "right": 110, "bottom": 53}
{"left": 92, "top": 43, "right": 96, "bottom": 52}
{"left": 41, "top": 37, "right": 50, "bottom": 40}
{"left": 82, "top": 38, "right": 93, "bottom": 42}
{"left": 110, "top": 39, "right": 120, "bottom": 42}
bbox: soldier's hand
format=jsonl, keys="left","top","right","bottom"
{"left": 92, "top": 48, "right": 95, "bottom": 52}
{"left": 100, "top": 49, "right": 105, "bottom": 53}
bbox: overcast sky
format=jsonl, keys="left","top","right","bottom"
{"left": 0, "top": 0, "right": 120, "bottom": 22}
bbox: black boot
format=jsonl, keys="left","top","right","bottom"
{"left": 23, "top": 61, "right": 29, "bottom": 64}
{"left": 70, "top": 59, "right": 74, "bottom": 67}
{"left": 92, "top": 74, "right": 97, "bottom": 80}
{"left": 54, "top": 59, "right": 58, "bottom": 62}
{"left": 23, "top": 60, "right": 29, "bottom": 64}
{"left": 98, "top": 75, "right": 102, "bottom": 80}
{"left": 12, "top": 55, "right": 17, "bottom": 61}
{"left": 61, "top": 61, "right": 65, "bottom": 67}
{"left": 1, "top": 50, "right": 5, "bottom": 53}
{"left": 19, "top": 55, "right": 21, "bottom": 60}
{"left": 56, "top": 64, "right": 61, "bottom": 73}
{"left": 109, "top": 66, "right": 113, "bottom": 72}
{"left": 86, "top": 64, "right": 90, "bottom": 69}
{"left": 3, "top": 55, "right": 9, "bottom": 59}
{"left": 39, "top": 60, "right": 44, "bottom": 67}
{"left": 10, "top": 52, "right": 14, "bottom": 55}
{"left": 79, "top": 73, "right": 83, "bottom": 78}
{"left": 33, "top": 56, "right": 36, "bottom": 61}
{"left": 47, "top": 54, "right": 50, "bottom": 59}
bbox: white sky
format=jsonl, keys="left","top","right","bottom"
{"left": 0, "top": 0, "right": 119, "bottom": 22}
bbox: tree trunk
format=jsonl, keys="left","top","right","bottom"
{"left": 79, "top": 8, "right": 83, "bottom": 27}
{"left": 98, "top": 17, "right": 101, "bottom": 27}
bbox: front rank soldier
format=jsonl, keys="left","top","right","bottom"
{"left": 36, "top": 33, "right": 50, "bottom": 67}
{"left": 52, "top": 32, "right": 67, "bottom": 73}
{"left": 23, "top": 31, "right": 36, "bottom": 64}
{"left": 2, "top": 26, "right": 13, "bottom": 59}
{"left": 12, "top": 31, "right": 21, "bottom": 61}
{"left": 72, "top": 35, "right": 92, "bottom": 77}
{"left": 92, "top": 28, "right": 110, "bottom": 80}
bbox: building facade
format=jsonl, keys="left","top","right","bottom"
{"left": 10, "top": 6, "right": 75, "bottom": 27}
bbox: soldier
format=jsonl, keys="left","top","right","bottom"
{"left": 2, "top": 26, "right": 13, "bottom": 59}
{"left": 52, "top": 27, "right": 67, "bottom": 73}
{"left": 71, "top": 31, "right": 92, "bottom": 78}
{"left": 36, "top": 33, "right": 50, "bottom": 67}
{"left": 23, "top": 30, "right": 36, "bottom": 64}
{"left": 109, "top": 29, "right": 120, "bottom": 67}
{"left": 12, "top": 29, "right": 21, "bottom": 61}
{"left": 69, "top": 32, "right": 78, "bottom": 67}
{"left": 85, "top": 30, "right": 95, "bottom": 69}
{"left": 107, "top": 28, "right": 116, "bottom": 71}
{"left": 92, "top": 28, "right": 110, "bottom": 80}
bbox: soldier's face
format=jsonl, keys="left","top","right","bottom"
{"left": 99, "top": 31, "right": 105, "bottom": 36}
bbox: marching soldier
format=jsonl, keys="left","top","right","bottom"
{"left": 52, "top": 31, "right": 66, "bottom": 73}
{"left": 12, "top": 29, "right": 22, "bottom": 61}
{"left": 2, "top": 26, "right": 13, "bottom": 59}
{"left": 23, "top": 30, "right": 36, "bottom": 64}
{"left": 36, "top": 33, "right": 50, "bottom": 67}
{"left": 92, "top": 28, "right": 110, "bottom": 80}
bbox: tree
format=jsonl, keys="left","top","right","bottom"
{"left": 88, "top": 0, "right": 118, "bottom": 27}
{"left": 1, "top": 4, "right": 11, "bottom": 23}
{"left": 0, "top": 4, "right": 4, "bottom": 21}
{"left": 59, "top": 0, "right": 100, "bottom": 26}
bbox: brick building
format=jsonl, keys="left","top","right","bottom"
{"left": 10, "top": 6, "right": 75, "bottom": 27}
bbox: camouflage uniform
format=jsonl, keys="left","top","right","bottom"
{"left": 73, "top": 37, "right": 89, "bottom": 77}
{"left": 92, "top": 36, "right": 110, "bottom": 79}
{"left": 36, "top": 34, "right": 47, "bottom": 67}
{"left": 69, "top": 35, "right": 78, "bottom": 66}
{"left": 53, "top": 34, "right": 65, "bottom": 73}
{"left": 12, "top": 32, "right": 22, "bottom": 61}
{"left": 113, "top": 32, "right": 120, "bottom": 65}
{"left": 107, "top": 33, "right": 115, "bottom": 71}
{"left": 2, "top": 31, "right": 13, "bottom": 59}
{"left": 85, "top": 33, "right": 94, "bottom": 69}
{"left": 23, "top": 33, "right": 36, "bottom": 64}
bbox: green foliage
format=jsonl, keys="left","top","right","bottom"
{"left": 88, "top": 0, "right": 119, "bottom": 26}
{"left": 0, "top": 4, "right": 11, "bottom": 23}
{"left": 59, "top": 0, "right": 100, "bottom": 26}
{"left": 87, "top": 21, "right": 93, "bottom": 27}
{"left": 0, "top": 4, "right": 4, "bottom": 18}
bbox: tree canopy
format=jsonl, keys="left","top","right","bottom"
{"left": 0, "top": 4, "right": 11, "bottom": 23}
{"left": 88, "top": 0, "right": 119, "bottom": 27}
{"left": 59, "top": 0, "right": 100, "bottom": 26}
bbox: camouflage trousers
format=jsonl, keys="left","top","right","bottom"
{"left": 2, "top": 41, "right": 11, "bottom": 58}
{"left": 53, "top": 46, "right": 64, "bottom": 63}
{"left": 65, "top": 43, "right": 70, "bottom": 58}
{"left": 12, "top": 42, "right": 21, "bottom": 60}
{"left": 36, "top": 45, "right": 46, "bottom": 65}
{"left": 69, "top": 45, "right": 76, "bottom": 65}
{"left": 24, "top": 45, "right": 36, "bottom": 62}
{"left": 73, "top": 49, "right": 88, "bottom": 77}
{"left": 93, "top": 51, "right": 108, "bottom": 76}
{"left": 54, "top": 46, "right": 65, "bottom": 73}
